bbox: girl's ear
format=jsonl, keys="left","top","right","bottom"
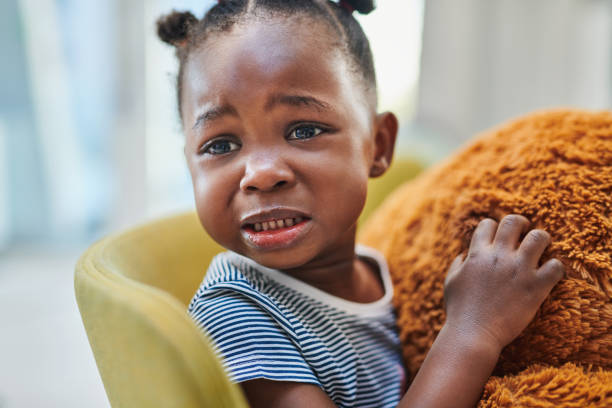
{"left": 369, "top": 112, "right": 398, "bottom": 177}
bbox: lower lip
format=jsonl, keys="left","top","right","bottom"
{"left": 241, "top": 219, "right": 311, "bottom": 250}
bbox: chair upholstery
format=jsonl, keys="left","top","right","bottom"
{"left": 74, "top": 157, "right": 422, "bottom": 408}
{"left": 75, "top": 211, "right": 247, "bottom": 408}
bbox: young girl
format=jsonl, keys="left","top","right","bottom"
{"left": 157, "top": 1, "right": 565, "bottom": 407}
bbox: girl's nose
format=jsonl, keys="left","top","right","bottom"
{"left": 239, "top": 153, "right": 296, "bottom": 192}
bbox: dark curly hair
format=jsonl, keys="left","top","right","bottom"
{"left": 156, "top": 0, "right": 377, "bottom": 116}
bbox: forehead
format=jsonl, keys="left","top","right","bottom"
{"left": 181, "top": 17, "right": 366, "bottom": 121}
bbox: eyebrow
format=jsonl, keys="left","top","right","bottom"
{"left": 192, "top": 93, "right": 332, "bottom": 130}
{"left": 264, "top": 93, "right": 332, "bottom": 113}
{"left": 192, "top": 105, "right": 238, "bottom": 130}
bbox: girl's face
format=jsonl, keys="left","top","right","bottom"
{"left": 182, "top": 17, "right": 396, "bottom": 270}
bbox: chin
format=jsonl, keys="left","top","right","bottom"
{"left": 245, "top": 246, "right": 317, "bottom": 271}
{"left": 254, "top": 253, "right": 309, "bottom": 271}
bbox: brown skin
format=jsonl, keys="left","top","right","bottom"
{"left": 181, "top": 16, "right": 564, "bottom": 408}
{"left": 399, "top": 215, "right": 565, "bottom": 408}
{"left": 182, "top": 19, "right": 394, "bottom": 303}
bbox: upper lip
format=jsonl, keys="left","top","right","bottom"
{"left": 240, "top": 207, "right": 311, "bottom": 227}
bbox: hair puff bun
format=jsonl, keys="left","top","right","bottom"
{"left": 156, "top": 10, "right": 198, "bottom": 47}
{"left": 342, "top": 0, "right": 376, "bottom": 14}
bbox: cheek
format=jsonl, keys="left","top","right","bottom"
{"left": 335, "top": 170, "right": 369, "bottom": 226}
{"left": 307, "top": 143, "right": 369, "bottom": 228}
{"left": 192, "top": 168, "right": 237, "bottom": 245}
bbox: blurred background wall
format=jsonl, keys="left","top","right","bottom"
{"left": 415, "top": 0, "right": 612, "bottom": 157}
{"left": 0, "top": 0, "right": 610, "bottom": 407}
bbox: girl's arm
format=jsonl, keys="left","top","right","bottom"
{"left": 242, "top": 379, "right": 337, "bottom": 407}
{"left": 242, "top": 214, "right": 565, "bottom": 408}
{"left": 398, "top": 215, "right": 564, "bottom": 407}
{"left": 396, "top": 322, "right": 502, "bottom": 408}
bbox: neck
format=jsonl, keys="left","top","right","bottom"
{"left": 280, "top": 237, "right": 384, "bottom": 303}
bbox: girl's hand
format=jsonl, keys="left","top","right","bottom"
{"left": 443, "top": 214, "right": 565, "bottom": 352}
{"left": 399, "top": 214, "right": 564, "bottom": 408}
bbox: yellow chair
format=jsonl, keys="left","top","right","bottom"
{"left": 74, "top": 157, "right": 422, "bottom": 408}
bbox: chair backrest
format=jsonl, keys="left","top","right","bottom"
{"left": 359, "top": 158, "right": 423, "bottom": 224}
{"left": 75, "top": 157, "right": 422, "bottom": 408}
{"left": 75, "top": 212, "right": 248, "bottom": 408}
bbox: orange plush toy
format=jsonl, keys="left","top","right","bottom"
{"left": 359, "top": 109, "right": 612, "bottom": 407}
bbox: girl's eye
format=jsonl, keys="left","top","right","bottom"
{"left": 201, "top": 139, "right": 240, "bottom": 155}
{"left": 287, "top": 124, "right": 325, "bottom": 140}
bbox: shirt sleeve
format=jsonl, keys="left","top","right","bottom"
{"left": 189, "top": 288, "right": 321, "bottom": 386}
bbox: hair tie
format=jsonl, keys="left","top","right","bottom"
{"left": 339, "top": 0, "right": 355, "bottom": 13}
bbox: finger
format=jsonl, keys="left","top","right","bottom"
{"left": 450, "top": 252, "right": 465, "bottom": 269}
{"left": 493, "top": 214, "right": 531, "bottom": 249}
{"left": 518, "top": 229, "right": 552, "bottom": 266}
{"left": 469, "top": 218, "right": 498, "bottom": 252}
{"left": 444, "top": 254, "right": 464, "bottom": 287}
{"left": 534, "top": 258, "right": 565, "bottom": 291}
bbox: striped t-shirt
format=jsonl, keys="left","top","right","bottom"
{"left": 188, "top": 244, "right": 406, "bottom": 408}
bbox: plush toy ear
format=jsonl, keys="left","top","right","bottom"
{"left": 369, "top": 112, "right": 398, "bottom": 178}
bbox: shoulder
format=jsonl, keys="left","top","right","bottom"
{"left": 188, "top": 252, "right": 277, "bottom": 332}
{"left": 188, "top": 252, "right": 292, "bottom": 324}
{"left": 188, "top": 252, "right": 267, "bottom": 307}
{"left": 198, "top": 251, "right": 260, "bottom": 288}
{"left": 187, "top": 253, "right": 320, "bottom": 385}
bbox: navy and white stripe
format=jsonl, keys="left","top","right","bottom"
{"left": 188, "top": 245, "right": 406, "bottom": 408}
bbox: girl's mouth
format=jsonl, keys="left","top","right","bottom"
{"left": 241, "top": 217, "right": 312, "bottom": 250}
{"left": 249, "top": 216, "right": 304, "bottom": 232}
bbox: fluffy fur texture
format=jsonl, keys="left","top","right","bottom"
{"left": 359, "top": 109, "right": 612, "bottom": 406}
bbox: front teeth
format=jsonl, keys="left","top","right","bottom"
{"left": 253, "top": 217, "right": 303, "bottom": 232}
